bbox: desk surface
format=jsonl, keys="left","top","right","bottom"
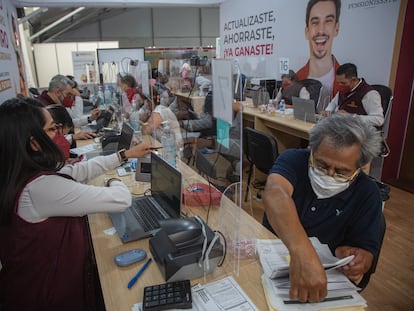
{"left": 242, "top": 102, "right": 314, "bottom": 140}
{"left": 173, "top": 91, "right": 206, "bottom": 100}
{"left": 174, "top": 91, "right": 205, "bottom": 117}
{"left": 88, "top": 162, "right": 276, "bottom": 311}
{"left": 86, "top": 140, "right": 365, "bottom": 311}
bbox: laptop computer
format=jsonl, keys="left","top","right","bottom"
{"left": 71, "top": 122, "right": 134, "bottom": 158}
{"left": 292, "top": 96, "right": 322, "bottom": 123}
{"left": 109, "top": 152, "right": 183, "bottom": 243}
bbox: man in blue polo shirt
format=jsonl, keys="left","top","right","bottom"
{"left": 262, "top": 114, "right": 382, "bottom": 303}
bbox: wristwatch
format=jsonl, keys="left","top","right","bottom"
{"left": 117, "top": 149, "right": 128, "bottom": 163}
{"left": 105, "top": 178, "right": 122, "bottom": 187}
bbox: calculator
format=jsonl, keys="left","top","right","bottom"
{"left": 142, "top": 280, "right": 192, "bottom": 311}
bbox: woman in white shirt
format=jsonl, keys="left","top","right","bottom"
{"left": 0, "top": 96, "right": 151, "bottom": 311}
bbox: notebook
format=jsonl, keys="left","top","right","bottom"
{"left": 292, "top": 96, "right": 322, "bottom": 123}
{"left": 71, "top": 122, "right": 134, "bottom": 158}
{"left": 109, "top": 152, "right": 183, "bottom": 243}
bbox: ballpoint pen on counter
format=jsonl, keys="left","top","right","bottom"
{"left": 127, "top": 258, "right": 152, "bottom": 289}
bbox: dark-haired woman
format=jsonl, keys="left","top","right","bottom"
{"left": 0, "top": 97, "right": 151, "bottom": 311}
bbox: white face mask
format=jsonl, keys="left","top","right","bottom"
{"left": 308, "top": 167, "right": 350, "bottom": 199}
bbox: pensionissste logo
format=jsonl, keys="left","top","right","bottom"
{"left": 347, "top": 0, "right": 398, "bottom": 10}
{"left": 222, "top": 10, "right": 276, "bottom": 58}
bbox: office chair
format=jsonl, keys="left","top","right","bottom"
{"left": 298, "top": 78, "right": 323, "bottom": 107}
{"left": 357, "top": 210, "right": 387, "bottom": 291}
{"left": 243, "top": 127, "right": 279, "bottom": 202}
{"left": 372, "top": 84, "right": 393, "bottom": 157}
{"left": 369, "top": 85, "right": 393, "bottom": 179}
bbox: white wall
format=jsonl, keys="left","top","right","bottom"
{"left": 33, "top": 41, "right": 118, "bottom": 88}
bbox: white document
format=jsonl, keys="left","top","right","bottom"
{"left": 262, "top": 274, "right": 367, "bottom": 311}
{"left": 202, "top": 276, "right": 259, "bottom": 311}
{"left": 256, "top": 237, "right": 354, "bottom": 279}
{"left": 133, "top": 276, "right": 258, "bottom": 311}
{"left": 271, "top": 270, "right": 359, "bottom": 294}
{"left": 70, "top": 143, "right": 100, "bottom": 155}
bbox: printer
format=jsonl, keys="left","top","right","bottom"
{"left": 149, "top": 217, "right": 224, "bottom": 282}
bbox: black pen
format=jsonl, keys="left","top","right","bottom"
{"left": 148, "top": 147, "right": 162, "bottom": 150}
{"left": 284, "top": 295, "right": 353, "bottom": 304}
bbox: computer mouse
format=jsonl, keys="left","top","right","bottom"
{"left": 159, "top": 218, "right": 202, "bottom": 248}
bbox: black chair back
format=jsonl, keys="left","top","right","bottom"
{"left": 243, "top": 127, "right": 279, "bottom": 201}
{"left": 298, "top": 78, "right": 323, "bottom": 105}
{"left": 358, "top": 211, "right": 386, "bottom": 291}
{"left": 372, "top": 84, "right": 392, "bottom": 117}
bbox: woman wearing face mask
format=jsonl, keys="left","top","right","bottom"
{"left": 0, "top": 97, "right": 152, "bottom": 311}
{"left": 262, "top": 114, "right": 383, "bottom": 303}
{"left": 274, "top": 70, "right": 312, "bottom": 105}
{"left": 47, "top": 104, "right": 74, "bottom": 159}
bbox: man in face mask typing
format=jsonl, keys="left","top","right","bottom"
{"left": 262, "top": 114, "right": 383, "bottom": 303}
{"left": 324, "top": 63, "right": 384, "bottom": 127}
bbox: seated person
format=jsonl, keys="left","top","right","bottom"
{"left": 119, "top": 73, "right": 138, "bottom": 115}
{"left": 0, "top": 96, "right": 152, "bottom": 310}
{"left": 181, "top": 62, "right": 193, "bottom": 92}
{"left": 154, "top": 73, "right": 175, "bottom": 107}
{"left": 141, "top": 88, "right": 183, "bottom": 151}
{"left": 65, "top": 75, "right": 100, "bottom": 127}
{"left": 195, "top": 75, "right": 211, "bottom": 96}
{"left": 274, "top": 70, "right": 313, "bottom": 105}
{"left": 180, "top": 90, "right": 214, "bottom": 134}
{"left": 324, "top": 63, "right": 384, "bottom": 127}
{"left": 46, "top": 104, "right": 74, "bottom": 159}
{"left": 262, "top": 114, "right": 383, "bottom": 302}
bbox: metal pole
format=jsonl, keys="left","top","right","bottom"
{"left": 29, "top": 7, "right": 85, "bottom": 41}
{"left": 18, "top": 8, "right": 48, "bottom": 25}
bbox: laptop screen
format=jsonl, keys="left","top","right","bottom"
{"left": 118, "top": 122, "right": 134, "bottom": 150}
{"left": 150, "top": 152, "right": 182, "bottom": 217}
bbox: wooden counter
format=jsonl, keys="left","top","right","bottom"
{"left": 242, "top": 102, "right": 314, "bottom": 152}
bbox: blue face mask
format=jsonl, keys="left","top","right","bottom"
{"left": 308, "top": 167, "right": 351, "bottom": 199}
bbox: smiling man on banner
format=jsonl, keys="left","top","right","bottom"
{"left": 296, "top": 0, "right": 342, "bottom": 105}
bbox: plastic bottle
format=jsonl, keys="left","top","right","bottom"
{"left": 161, "top": 120, "right": 176, "bottom": 167}
{"left": 104, "top": 85, "right": 112, "bottom": 106}
{"left": 279, "top": 99, "right": 286, "bottom": 112}
{"left": 129, "top": 97, "right": 141, "bottom": 132}
{"left": 97, "top": 86, "right": 105, "bottom": 109}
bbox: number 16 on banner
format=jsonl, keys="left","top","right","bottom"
{"left": 279, "top": 58, "right": 289, "bottom": 74}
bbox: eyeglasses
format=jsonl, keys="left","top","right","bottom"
{"left": 309, "top": 152, "right": 360, "bottom": 183}
{"left": 45, "top": 122, "right": 63, "bottom": 134}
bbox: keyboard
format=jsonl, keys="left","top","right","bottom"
{"left": 130, "top": 198, "right": 166, "bottom": 232}
{"left": 142, "top": 280, "right": 192, "bottom": 311}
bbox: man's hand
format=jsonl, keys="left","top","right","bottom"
{"left": 73, "top": 131, "right": 96, "bottom": 140}
{"left": 89, "top": 108, "right": 101, "bottom": 121}
{"left": 335, "top": 246, "right": 374, "bottom": 283}
{"left": 289, "top": 247, "right": 328, "bottom": 302}
{"left": 263, "top": 174, "right": 328, "bottom": 302}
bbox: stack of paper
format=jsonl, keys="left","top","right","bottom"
{"left": 257, "top": 238, "right": 355, "bottom": 279}
{"left": 257, "top": 238, "right": 367, "bottom": 310}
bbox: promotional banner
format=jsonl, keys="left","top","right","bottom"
{"left": 0, "top": 0, "right": 26, "bottom": 103}
{"left": 220, "top": 0, "right": 400, "bottom": 88}
{"left": 72, "top": 51, "right": 96, "bottom": 84}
